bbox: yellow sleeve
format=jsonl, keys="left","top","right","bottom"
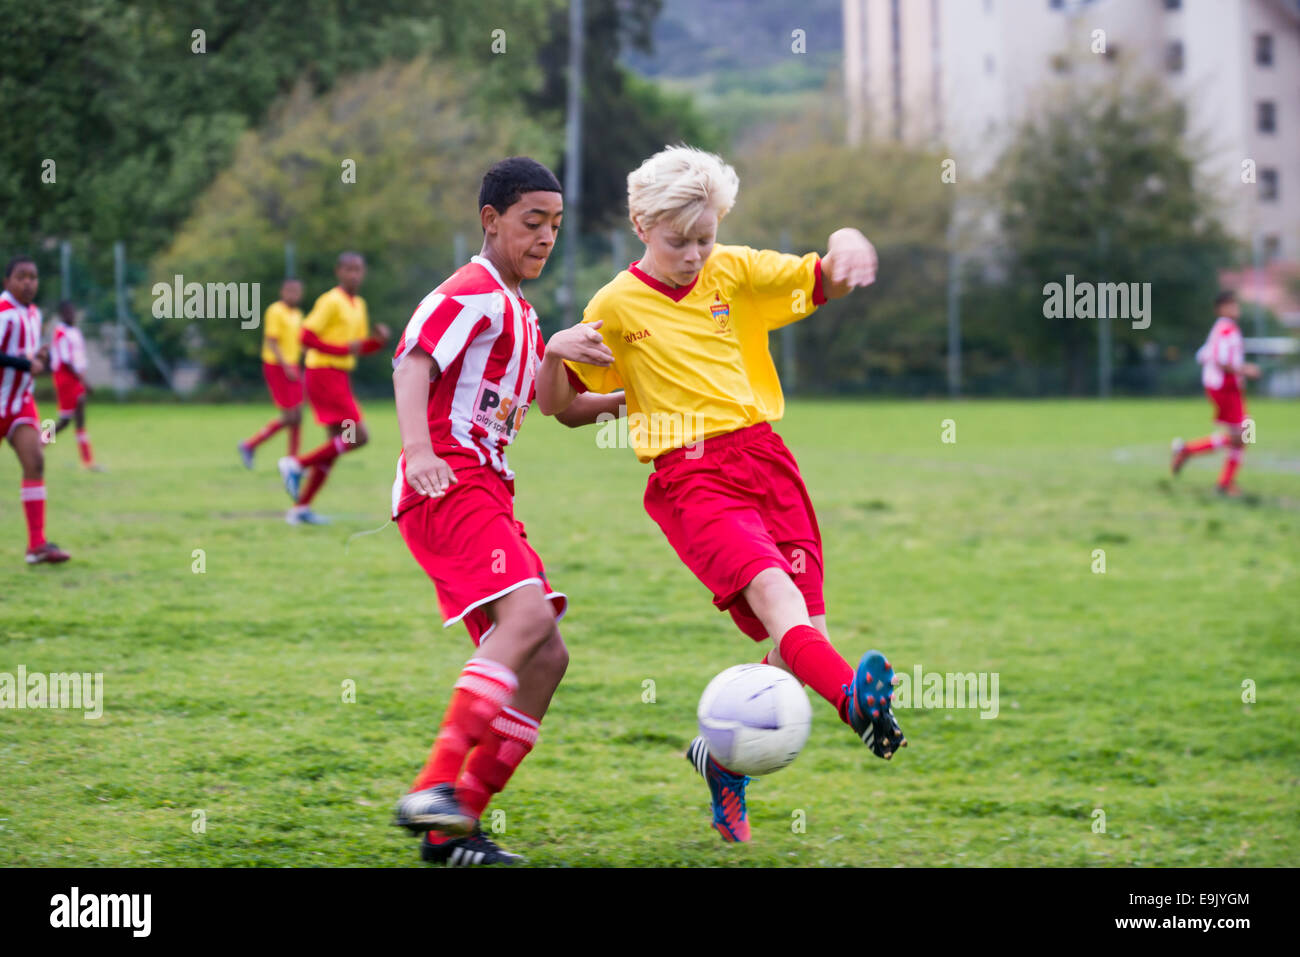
{"left": 563, "top": 301, "right": 625, "bottom": 394}
{"left": 263, "top": 303, "right": 282, "bottom": 343}
{"left": 741, "top": 246, "right": 825, "bottom": 330}
{"left": 302, "top": 293, "right": 334, "bottom": 335}
{"left": 358, "top": 297, "right": 369, "bottom": 340}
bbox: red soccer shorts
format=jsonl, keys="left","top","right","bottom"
{"left": 644, "top": 422, "right": 825, "bottom": 641}
{"left": 304, "top": 366, "right": 360, "bottom": 426}
{"left": 1207, "top": 382, "right": 1245, "bottom": 426}
{"left": 53, "top": 370, "right": 85, "bottom": 415}
{"left": 1, "top": 395, "right": 40, "bottom": 443}
{"left": 263, "top": 361, "right": 303, "bottom": 410}
{"left": 397, "top": 464, "right": 567, "bottom": 646}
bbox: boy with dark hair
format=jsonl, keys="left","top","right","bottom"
{"left": 390, "top": 156, "right": 620, "bottom": 866}
{"left": 278, "top": 254, "right": 390, "bottom": 524}
{"left": 1171, "top": 290, "right": 1261, "bottom": 495}
{"left": 1, "top": 257, "right": 70, "bottom": 563}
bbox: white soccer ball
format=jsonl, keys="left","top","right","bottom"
{"left": 697, "top": 664, "right": 812, "bottom": 776}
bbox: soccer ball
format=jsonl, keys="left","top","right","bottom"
{"left": 697, "top": 664, "right": 812, "bottom": 776}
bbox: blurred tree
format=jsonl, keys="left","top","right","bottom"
{"left": 531, "top": 0, "right": 717, "bottom": 229}
{"left": 0, "top": 0, "right": 547, "bottom": 273}
{"left": 724, "top": 106, "right": 953, "bottom": 392}
{"left": 996, "top": 73, "right": 1234, "bottom": 394}
{"left": 147, "top": 59, "right": 556, "bottom": 391}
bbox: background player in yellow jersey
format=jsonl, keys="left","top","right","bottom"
{"left": 537, "top": 145, "right": 905, "bottom": 843}
{"left": 278, "top": 252, "right": 390, "bottom": 524}
{"left": 239, "top": 278, "right": 304, "bottom": 467}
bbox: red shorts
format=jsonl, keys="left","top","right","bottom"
{"left": 304, "top": 367, "right": 360, "bottom": 426}
{"left": 263, "top": 361, "right": 303, "bottom": 409}
{"left": 0, "top": 395, "right": 40, "bottom": 443}
{"left": 644, "top": 422, "right": 824, "bottom": 641}
{"left": 1207, "top": 383, "right": 1245, "bottom": 426}
{"left": 53, "top": 370, "right": 86, "bottom": 415}
{"left": 397, "top": 464, "right": 567, "bottom": 646}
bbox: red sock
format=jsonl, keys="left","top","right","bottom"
{"left": 1218, "top": 447, "right": 1243, "bottom": 488}
{"left": 297, "top": 434, "right": 346, "bottom": 470}
{"left": 287, "top": 422, "right": 301, "bottom": 457}
{"left": 412, "top": 659, "right": 518, "bottom": 792}
{"left": 1185, "top": 434, "right": 1227, "bottom": 455}
{"left": 297, "top": 463, "right": 331, "bottom": 506}
{"left": 75, "top": 429, "right": 93, "bottom": 465}
{"left": 457, "top": 706, "right": 540, "bottom": 819}
{"left": 778, "top": 624, "right": 854, "bottom": 724}
{"left": 20, "top": 479, "right": 46, "bottom": 550}
{"left": 244, "top": 418, "right": 284, "bottom": 450}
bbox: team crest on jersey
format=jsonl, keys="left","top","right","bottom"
{"left": 710, "top": 293, "right": 730, "bottom": 333}
{"left": 474, "top": 380, "right": 527, "bottom": 442}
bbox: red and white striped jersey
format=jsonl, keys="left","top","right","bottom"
{"left": 0, "top": 291, "right": 42, "bottom": 416}
{"left": 390, "top": 256, "right": 545, "bottom": 519}
{"left": 51, "top": 321, "right": 88, "bottom": 376}
{"left": 1196, "top": 316, "right": 1244, "bottom": 391}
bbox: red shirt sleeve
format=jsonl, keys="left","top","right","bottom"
{"left": 302, "top": 328, "right": 351, "bottom": 356}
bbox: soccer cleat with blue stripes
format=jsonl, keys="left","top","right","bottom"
{"left": 686, "top": 736, "right": 752, "bottom": 843}
{"left": 237, "top": 442, "right": 254, "bottom": 470}
{"left": 277, "top": 455, "right": 303, "bottom": 501}
{"left": 845, "top": 650, "right": 907, "bottom": 759}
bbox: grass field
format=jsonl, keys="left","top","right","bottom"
{"left": 1, "top": 398, "right": 1297, "bottom": 867}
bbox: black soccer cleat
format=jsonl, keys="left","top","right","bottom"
{"left": 421, "top": 827, "right": 524, "bottom": 866}
{"left": 393, "top": 783, "right": 475, "bottom": 837}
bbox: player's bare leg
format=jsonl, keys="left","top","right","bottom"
{"left": 1218, "top": 425, "right": 1246, "bottom": 496}
{"left": 10, "top": 424, "right": 69, "bottom": 564}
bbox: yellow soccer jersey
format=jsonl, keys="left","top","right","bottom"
{"left": 303, "top": 286, "right": 369, "bottom": 371}
{"left": 261, "top": 301, "right": 303, "bottom": 366}
{"left": 565, "top": 244, "right": 825, "bottom": 462}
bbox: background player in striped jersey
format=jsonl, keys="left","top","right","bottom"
{"left": 49, "top": 300, "right": 102, "bottom": 470}
{"left": 277, "top": 254, "right": 389, "bottom": 525}
{"left": 389, "top": 157, "right": 621, "bottom": 866}
{"left": 1171, "top": 291, "right": 1261, "bottom": 496}
{"left": 239, "top": 278, "right": 304, "bottom": 468}
{"left": 538, "top": 145, "right": 905, "bottom": 843}
{"left": 1, "top": 257, "right": 70, "bottom": 564}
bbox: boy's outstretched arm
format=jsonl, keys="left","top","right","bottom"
{"left": 555, "top": 391, "right": 626, "bottom": 428}
{"left": 537, "top": 319, "right": 613, "bottom": 416}
{"left": 820, "top": 228, "right": 879, "bottom": 300}
{"left": 392, "top": 349, "right": 457, "bottom": 497}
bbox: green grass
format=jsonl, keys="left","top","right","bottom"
{"left": 1, "top": 398, "right": 1297, "bottom": 867}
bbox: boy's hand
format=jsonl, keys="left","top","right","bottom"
{"left": 1243, "top": 362, "right": 1262, "bottom": 380}
{"left": 29, "top": 356, "right": 45, "bottom": 375}
{"left": 374, "top": 323, "right": 391, "bottom": 342}
{"left": 405, "top": 446, "right": 457, "bottom": 497}
{"left": 546, "top": 320, "right": 614, "bottom": 367}
{"left": 285, "top": 365, "right": 300, "bottom": 382}
{"left": 822, "top": 228, "right": 878, "bottom": 295}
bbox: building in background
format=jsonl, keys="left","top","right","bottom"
{"left": 843, "top": 0, "right": 1300, "bottom": 262}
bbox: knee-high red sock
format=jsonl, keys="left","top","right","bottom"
{"left": 1218, "top": 447, "right": 1243, "bottom": 488}
{"left": 20, "top": 479, "right": 46, "bottom": 550}
{"left": 1185, "top": 434, "right": 1227, "bottom": 455}
{"left": 287, "top": 422, "right": 301, "bottom": 457}
{"left": 75, "top": 429, "right": 94, "bottom": 465}
{"left": 456, "top": 706, "right": 540, "bottom": 820}
{"left": 244, "top": 418, "right": 284, "bottom": 450}
{"left": 296, "top": 462, "right": 331, "bottom": 506}
{"left": 412, "top": 659, "right": 518, "bottom": 792}
{"left": 297, "top": 434, "right": 346, "bottom": 470}
{"left": 778, "top": 624, "right": 854, "bottom": 724}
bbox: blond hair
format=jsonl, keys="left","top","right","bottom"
{"left": 627, "top": 145, "right": 740, "bottom": 235}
